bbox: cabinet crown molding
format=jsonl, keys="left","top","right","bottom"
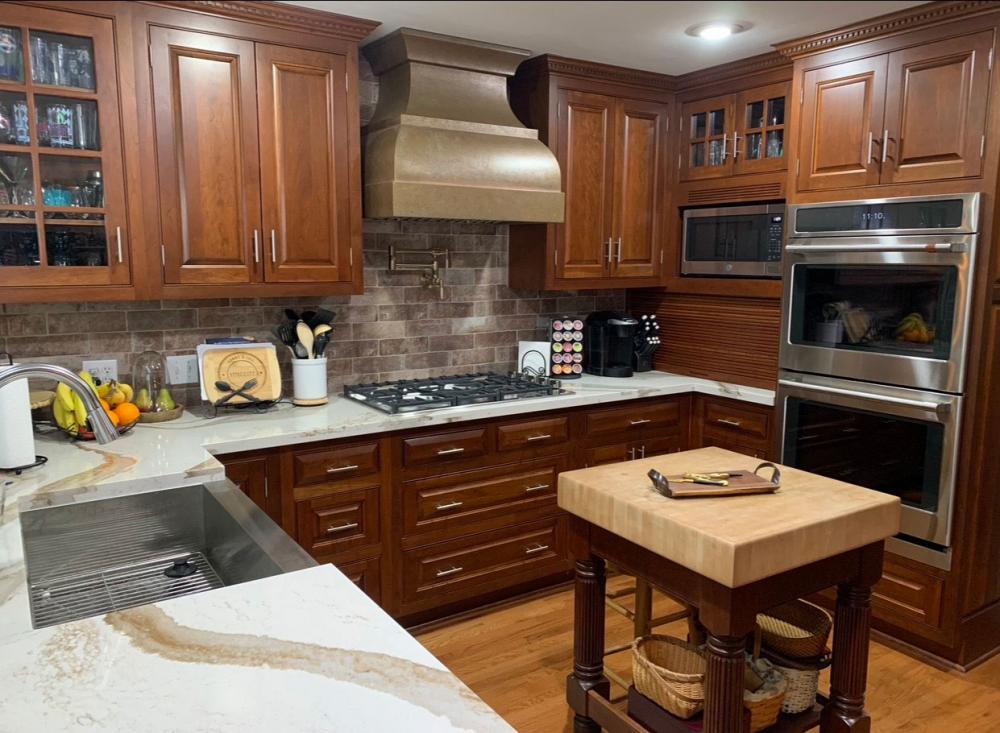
{"left": 674, "top": 52, "right": 789, "bottom": 91}
{"left": 524, "top": 54, "right": 675, "bottom": 91}
{"left": 775, "top": 0, "right": 998, "bottom": 58}
{"left": 146, "top": 0, "right": 380, "bottom": 42}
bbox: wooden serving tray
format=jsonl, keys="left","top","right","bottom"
{"left": 202, "top": 347, "right": 282, "bottom": 404}
{"left": 648, "top": 463, "right": 781, "bottom": 499}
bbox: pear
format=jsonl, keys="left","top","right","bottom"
{"left": 135, "top": 387, "right": 154, "bottom": 412}
{"left": 155, "top": 387, "right": 177, "bottom": 411}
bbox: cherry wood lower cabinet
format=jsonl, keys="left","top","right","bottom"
{"left": 690, "top": 395, "right": 775, "bottom": 460}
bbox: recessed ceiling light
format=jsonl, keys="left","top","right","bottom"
{"left": 685, "top": 21, "right": 752, "bottom": 41}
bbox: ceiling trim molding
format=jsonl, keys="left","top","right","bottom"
{"left": 536, "top": 54, "right": 675, "bottom": 90}
{"left": 675, "top": 52, "right": 789, "bottom": 90}
{"left": 775, "top": 1, "right": 997, "bottom": 58}
{"left": 144, "top": 1, "right": 380, "bottom": 42}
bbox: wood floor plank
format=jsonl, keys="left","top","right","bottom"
{"left": 417, "top": 578, "right": 1000, "bottom": 732}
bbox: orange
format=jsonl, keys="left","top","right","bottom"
{"left": 100, "top": 398, "right": 111, "bottom": 413}
{"left": 107, "top": 411, "right": 120, "bottom": 428}
{"left": 115, "top": 402, "right": 140, "bottom": 426}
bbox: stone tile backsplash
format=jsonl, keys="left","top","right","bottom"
{"left": 0, "top": 221, "right": 624, "bottom": 404}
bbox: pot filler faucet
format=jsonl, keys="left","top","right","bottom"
{"left": 0, "top": 363, "right": 119, "bottom": 444}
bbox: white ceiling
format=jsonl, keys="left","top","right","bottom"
{"left": 284, "top": 1, "right": 923, "bottom": 75}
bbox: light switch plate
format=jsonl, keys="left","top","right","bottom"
{"left": 82, "top": 359, "right": 118, "bottom": 385}
{"left": 166, "top": 354, "right": 199, "bottom": 385}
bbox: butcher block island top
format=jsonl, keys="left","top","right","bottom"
{"left": 557, "top": 447, "right": 901, "bottom": 588}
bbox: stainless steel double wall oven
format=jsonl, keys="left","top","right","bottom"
{"left": 777, "top": 194, "right": 980, "bottom": 567}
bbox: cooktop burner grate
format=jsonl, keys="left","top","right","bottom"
{"left": 343, "top": 372, "right": 566, "bottom": 414}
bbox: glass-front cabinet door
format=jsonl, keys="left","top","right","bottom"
{"left": 734, "top": 82, "right": 789, "bottom": 175}
{"left": 680, "top": 95, "right": 733, "bottom": 181}
{"left": 0, "top": 5, "right": 128, "bottom": 287}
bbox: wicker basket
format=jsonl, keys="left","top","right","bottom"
{"left": 744, "top": 658, "right": 788, "bottom": 732}
{"left": 632, "top": 635, "right": 706, "bottom": 720}
{"left": 757, "top": 600, "right": 832, "bottom": 659}
{"left": 762, "top": 648, "right": 832, "bottom": 715}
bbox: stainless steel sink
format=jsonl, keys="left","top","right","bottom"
{"left": 20, "top": 480, "right": 316, "bottom": 629}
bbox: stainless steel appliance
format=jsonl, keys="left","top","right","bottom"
{"left": 681, "top": 203, "right": 785, "bottom": 277}
{"left": 780, "top": 193, "right": 979, "bottom": 394}
{"left": 777, "top": 194, "right": 981, "bottom": 569}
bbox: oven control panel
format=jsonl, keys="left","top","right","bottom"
{"left": 766, "top": 215, "right": 784, "bottom": 262}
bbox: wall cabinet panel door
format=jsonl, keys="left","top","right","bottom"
{"left": 882, "top": 30, "right": 994, "bottom": 184}
{"left": 256, "top": 44, "right": 351, "bottom": 283}
{"left": 150, "top": 27, "right": 261, "bottom": 285}
{"left": 734, "top": 82, "right": 790, "bottom": 175}
{"left": 798, "top": 55, "right": 887, "bottom": 191}
{"left": 610, "top": 99, "right": 666, "bottom": 279}
{"left": 555, "top": 89, "right": 615, "bottom": 280}
{"left": 680, "top": 94, "right": 734, "bottom": 181}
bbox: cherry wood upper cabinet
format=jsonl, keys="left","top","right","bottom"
{"left": 555, "top": 90, "right": 615, "bottom": 280}
{"left": 611, "top": 98, "right": 667, "bottom": 279}
{"left": 733, "top": 81, "right": 789, "bottom": 176}
{"left": 256, "top": 44, "right": 352, "bottom": 284}
{"left": 882, "top": 30, "right": 994, "bottom": 184}
{"left": 680, "top": 94, "right": 733, "bottom": 181}
{"left": 797, "top": 56, "right": 887, "bottom": 191}
{"left": 150, "top": 28, "right": 261, "bottom": 285}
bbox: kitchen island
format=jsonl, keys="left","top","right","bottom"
{"left": 558, "top": 447, "right": 901, "bottom": 733}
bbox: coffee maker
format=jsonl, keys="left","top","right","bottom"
{"left": 583, "top": 311, "right": 639, "bottom": 377}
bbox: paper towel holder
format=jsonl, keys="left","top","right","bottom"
{"left": 0, "top": 351, "right": 49, "bottom": 474}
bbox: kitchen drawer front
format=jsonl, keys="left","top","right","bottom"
{"left": 401, "top": 517, "right": 567, "bottom": 610}
{"left": 583, "top": 435, "right": 682, "bottom": 467}
{"left": 292, "top": 442, "right": 380, "bottom": 487}
{"left": 496, "top": 416, "right": 569, "bottom": 452}
{"left": 872, "top": 556, "right": 945, "bottom": 630}
{"left": 296, "top": 486, "right": 380, "bottom": 557}
{"left": 702, "top": 400, "right": 770, "bottom": 441}
{"left": 402, "top": 428, "right": 489, "bottom": 468}
{"left": 333, "top": 557, "right": 381, "bottom": 604}
{"left": 585, "top": 400, "right": 681, "bottom": 437}
{"left": 404, "top": 463, "right": 559, "bottom": 540}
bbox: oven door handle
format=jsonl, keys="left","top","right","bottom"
{"left": 778, "top": 379, "right": 951, "bottom": 417}
{"left": 785, "top": 242, "right": 964, "bottom": 253}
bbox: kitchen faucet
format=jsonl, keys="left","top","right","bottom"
{"left": 0, "top": 363, "right": 119, "bottom": 444}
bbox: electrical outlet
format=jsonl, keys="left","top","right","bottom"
{"left": 166, "top": 354, "right": 199, "bottom": 385}
{"left": 82, "top": 359, "right": 118, "bottom": 385}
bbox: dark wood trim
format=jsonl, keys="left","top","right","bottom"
{"left": 775, "top": 0, "right": 998, "bottom": 59}
{"left": 675, "top": 51, "right": 789, "bottom": 91}
{"left": 522, "top": 54, "right": 675, "bottom": 92}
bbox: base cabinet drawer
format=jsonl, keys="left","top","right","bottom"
{"left": 703, "top": 400, "right": 769, "bottom": 440}
{"left": 496, "top": 416, "right": 569, "bottom": 451}
{"left": 872, "top": 555, "right": 946, "bottom": 630}
{"left": 296, "top": 486, "right": 380, "bottom": 558}
{"left": 400, "top": 517, "right": 569, "bottom": 612}
{"left": 333, "top": 557, "right": 381, "bottom": 604}
{"left": 291, "top": 441, "right": 380, "bottom": 487}
{"left": 402, "top": 428, "right": 489, "bottom": 468}
{"left": 585, "top": 400, "right": 681, "bottom": 436}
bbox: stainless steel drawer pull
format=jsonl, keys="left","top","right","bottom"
{"left": 436, "top": 447, "right": 466, "bottom": 456}
{"left": 436, "top": 565, "right": 464, "bottom": 578}
{"left": 716, "top": 418, "right": 743, "bottom": 427}
{"left": 253, "top": 229, "right": 260, "bottom": 263}
{"left": 524, "top": 544, "right": 550, "bottom": 555}
{"left": 525, "top": 484, "right": 550, "bottom": 493}
{"left": 629, "top": 419, "right": 651, "bottom": 426}
{"left": 326, "top": 522, "right": 359, "bottom": 534}
{"left": 435, "top": 501, "right": 464, "bottom": 511}
{"left": 326, "top": 464, "right": 359, "bottom": 474}
{"left": 526, "top": 434, "right": 552, "bottom": 442}
{"left": 270, "top": 229, "right": 277, "bottom": 263}
{"left": 116, "top": 226, "right": 123, "bottom": 263}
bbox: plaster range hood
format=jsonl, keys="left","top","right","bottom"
{"left": 362, "top": 28, "right": 565, "bottom": 222}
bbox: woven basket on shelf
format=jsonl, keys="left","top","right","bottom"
{"left": 761, "top": 648, "right": 832, "bottom": 715}
{"left": 632, "top": 635, "right": 706, "bottom": 720}
{"left": 757, "top": 599, "right": 832, "bottom": 659}
{"left": 744, "top": 658, "right": 788, "bottom": 732}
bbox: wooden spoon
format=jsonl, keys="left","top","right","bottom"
{"left": 296, "top": 320, "right": 314, "bottom": 359}
{"left": 313, "top": 323, "right": 332, "bottom": 338}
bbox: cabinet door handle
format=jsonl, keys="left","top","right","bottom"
{"left": 732, "top": 131, "right": 740, "bottom": 159}
{"left": 436, "top": 565, "right": 464, "bottom": 578}
{"left": 605, "top": 238, "right": 613, "bottom": 262}
{"left": 326, "top": 522, "right": 359, "bottom": 534}
{"left": 524, "top": 543, "right": 550, "bottom": 555}
{"left": 638, "top": 445, "right": 645, "bottom": 459}
{"left": 253, "top": 230, "right": 260, "bottom": 263}
{"left": 628, "top": 447, "right": 635, "bottom": 460}
{"left": 436, "top": 447, "right": 466, "bottom": 456}
{"left": 115, "top": 226, "right": 123, "bottom": 263}
{"left": 526, "top": 433, "right": 552, "bottom": 442}
{"left": 716, "top": 417, "right": 743, "bottom": 427}
{"left": 867, "top": 131, "right": 875, "bottom": 163}
{"left": 435, "top": 501, "right": 464, "bottom": 511}
{"left": 630, "top": 418, "right": 651, "bottom": 426}
{"left": 881, "top": 129, "right": 890, "bottom": 164}
{"left": 326, "top": 464, "right": 359, "bottom": 474}
{"left": 525, "top": 483, "right": 550, "bottom": 493}
{"left": 721, "top": 132, "right": 728, "bottom": 161}
{"left": 615, "top": 237, "right": 623, "bottom": 263}
{"left": 270, "top": 229, "right": 277, "bottom": 263}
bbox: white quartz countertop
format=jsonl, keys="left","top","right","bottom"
{"left": 0, "top": 370, "right": 772, "bottom": 731}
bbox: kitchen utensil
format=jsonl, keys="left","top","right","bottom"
{"left": 201, "top": 346, "right": 281, "bottom": 405}
{"left": 296, "top": 320, "right": 314, "bottom": 360}
{"left": 312, "top": 323, "right": 332, "bottom": 338}
{"left": 305, "top": 307, "right": 336, "bottom": 329}
{"left": 299, "top": 310, "right": 317, "bottom": 327}
{"left": 648, "top": 463, "right": 781, "bottom": 499}
{"left": 214, "top": 378, "right": 258, "bottom": 406}
{"left": 313, "top": 332, "right": 330, "bottom": 358}
{"left": 272, "top": 322, "right": 298, "bottom": 357}
{"left": 293, "top": 342, "right": 309, "bottom": 359}
{"left": 284, "top": 308, "right": 299, "bottom": 323}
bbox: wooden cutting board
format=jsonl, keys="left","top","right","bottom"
{"left": 649, "top": 463, "right": 782, "bottom": 499}
{"left": 202, "top": 347, "right": 282, "bottom": 404}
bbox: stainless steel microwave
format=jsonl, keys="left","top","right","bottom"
{"left": 681, "top": 203, "right": 785, "bottom": 277}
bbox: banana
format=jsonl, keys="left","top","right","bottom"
{"left": 118, "top": 382, "right": 133, "bottom": 403}
{"left": 96, "top": 382, "right": 111, "bottom": 399}
{"left": 53, "top": 400, "right": 79, "bottom": 435}
{"left": 55, "top": 382, "right": 75, "bottom": 411}
{"left": 78, "top": 370, "right": 97, "bottom": 391}
{"left": 71, "top": 391, "right": 88, "bottom": 427}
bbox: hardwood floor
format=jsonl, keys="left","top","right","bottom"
{"left": 417, "top": 577, "right": 1000, "bottom": 732}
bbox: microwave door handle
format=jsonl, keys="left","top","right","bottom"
{"left": 785, "top": 243, "right": 962, "bottom": 253}
{"left": 778, "top": 379, "right": 951, "bottom": 418}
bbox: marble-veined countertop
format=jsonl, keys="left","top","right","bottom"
{"left": 0, "top": 371, "right": 772, "bottom": 731}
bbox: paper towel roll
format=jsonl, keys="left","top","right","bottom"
{"left": 0, "top": 363, "right": 36, "bottom": 469}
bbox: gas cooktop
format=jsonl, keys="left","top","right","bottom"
{"left": 343, "top": 372, "right": 566, "bottom": 414}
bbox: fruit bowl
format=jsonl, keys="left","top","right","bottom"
{"left": 49, "top": 404, "right": 138, "bottom": 441}
{"left": 137, "top": 404, "right": 184, "bottom": 423}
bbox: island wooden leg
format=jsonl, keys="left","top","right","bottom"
{"left": 821, "top": 582, "right": 874, "bottom": 732}
{"left": 703, "top": 633, "right": 748, "bottom": 733}
{"left": 567, "top": 555, "right": 609, "bottom": 733}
